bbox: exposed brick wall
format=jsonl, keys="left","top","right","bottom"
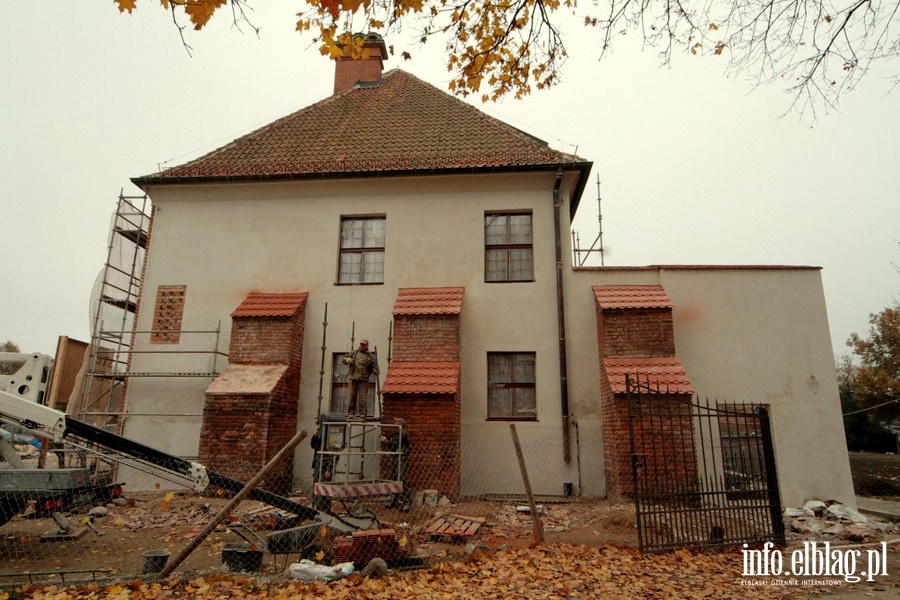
{"left": 391, "top": 316, "right": 460, "bottom": 362}
{"left": 597, "top": 309, "right": 675, "bottom": 358}
{"left": 150, "top": 285, "right": 187, "bottom": 344}
{"left": 381, "top": 391, "right": 461, "bottom": 497}
{"left": 198, "top": 392, "right": 293, "bottom": 491}
{"left": 384, "top": 301, "right": 462, "bottom": 496}
{"left": 230, "top": 316, "right": 304, "bottom": 366}
{"left": 595, "top": 289, "right": 697, "bottom": 499}
{"left": 601, "top": 391, "right": 698, "bottom": 498}
{"left": 198, "top": 298, "right": 306, "bottom": 493}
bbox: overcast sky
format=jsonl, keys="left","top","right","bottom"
{"left": 1, "top": 4, "right": 897, "bottom": 364}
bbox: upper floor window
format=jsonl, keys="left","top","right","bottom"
{"left": 338, "top": 216, "right": 385, "bottom": 284}
{"left": 487, "top": 352, "right": 536, "bottom": 420}
{"left": 485, "top": 212, "right": 533, "bottom": 282}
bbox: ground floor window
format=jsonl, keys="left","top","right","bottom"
{"left": 330, "top": 352, "right": 377, "bottom": 415}
{"left": 487, "top": 352, "right": 536, "bottom": 420}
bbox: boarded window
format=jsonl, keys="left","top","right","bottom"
{"left": 329, "top": 352, "right": 377, "bottom": 416}
{"left": 485, "top": 212, "right": 533, "bottom": 282}
{"left": 487, "top": 352, "right": 536, "bottom": 420}
{"left": 338, "top": 217, "right": 385, "bottom": 284}
{"left": 151, "top": 285, "right": 186, "bottom": 344}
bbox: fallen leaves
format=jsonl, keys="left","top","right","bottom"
{"left": 13, "top": 543, "right": 853, "bottom": 599}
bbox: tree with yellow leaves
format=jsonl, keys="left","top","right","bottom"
{"left": 115, "top": 0, "right": 898, "bottom": 116}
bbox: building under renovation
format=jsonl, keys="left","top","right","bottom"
{"left": 71, "top": 35, "right": 854, "bottom": 513}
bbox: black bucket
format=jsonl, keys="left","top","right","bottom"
{"left": 142, "top": 550, "right": 170, "bottom": 574}
{"left": 222, "top": 543, "right": 263, "bottom": 572}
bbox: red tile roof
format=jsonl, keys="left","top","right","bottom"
{"left": 231, "top": 292, "right": 308, "bottom": 318}
{"left": 382, "top": 361, "right": 460, "bottom": 394}
{"left": 592, "top": 285, "right": 673, "bottom": 310}
{"left": 392, "top": 287, "right": 464, "bottom": 316}
{"left": 132, "top": 69, "right": 590, "bottom": 187}
{"left": 602, "top": 357, "right": 694, "bottom": 395}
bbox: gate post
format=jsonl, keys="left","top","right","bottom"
{"left": 757, "top": 407, "right": 786, "bottom": 545}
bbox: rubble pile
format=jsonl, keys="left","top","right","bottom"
{"left": 784, "top": 499, "right": 897, "bottom": 543}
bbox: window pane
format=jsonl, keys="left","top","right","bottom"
{"left": 488, "top": 387, "right": 512, "bottom": 418}
{"left": 364, "top": 219, "right": 386, "bottom": 248}
{"left": 513, "top": 388, "right": 536, "bottom": 416}
{"left": 338, "top": 253, "right": 361, "bottom": 283}
{"left": 341, "top": 220, "right": 364, "bottom": 249}
{"left": 484, "top": 214, "right": 508, "bottom": 246}
{"left": 488, "top": 354, "right": 511, "bottom": 384}
{"left": 332, "top": 354, "right": 349, "bottom": 383}
{"left": 488, "top": 352, "right": 536, "bottom": 420}
{"left": 508, "top": 248, "right": 533, "bottom": 281}
{"left": 508, "top": 214, "right": 532, "bottom": 244}
{"left": 512, "top": 353, "right": 535, "bottom": 383}
{"left": 485, "top": 249, "right": 508, "bottom": 282}
{"left": 361, "top": 251, "right": 384, "bottom": 283}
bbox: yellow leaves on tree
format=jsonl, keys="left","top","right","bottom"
{"left": 115, "top": 0, "right": 138, "bottom": 14}
{"left": 115, "top": 0, "right": 225, "bottom": 30}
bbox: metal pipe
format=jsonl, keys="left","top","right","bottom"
{"left": 159, "top": 429, "right": 308, "bottom": 578}
{"left": 316, "top": 303, "right": 329, "bottom": 419}
{"left": 552, "top": 169, "right": 572, "bottom": 463}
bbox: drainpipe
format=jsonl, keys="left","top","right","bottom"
{"left": 552, "top": 169, "right": 572, "bottom": 463}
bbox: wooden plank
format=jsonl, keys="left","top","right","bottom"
{"left": 450, "top": 514, "right": 486, "bottom": 524}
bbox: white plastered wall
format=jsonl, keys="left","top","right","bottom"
{"left": 125, "top": 171, "right": 582, "bottom": 494}
{"left": 563, "top": 265, "right": 855, "bottom": 508}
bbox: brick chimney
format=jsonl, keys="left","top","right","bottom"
{"left": 333, "top": 33, "right": 389, "bottom": 95}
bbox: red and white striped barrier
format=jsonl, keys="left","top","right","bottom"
{"left": 314, "top": 481, "right": 403, "bottom": 498}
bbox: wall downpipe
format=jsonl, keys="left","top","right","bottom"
{"left": 552, "top": 169, "right": 572, "bottom": 463}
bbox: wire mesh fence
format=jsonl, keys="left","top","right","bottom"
{"left": 0, "top": 419, "right": 630, "bottom": 586}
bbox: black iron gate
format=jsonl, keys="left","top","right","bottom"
{"left": 626, "top": 374, "right": 785, "bottom": 552}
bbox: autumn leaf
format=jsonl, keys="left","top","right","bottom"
{"left": 115, "top": 0, "right": 138, "bottom": 14}
{"left": 714, "top": 42, "right": 726, "bottom": 55}
{"left": 315, "top": 550, "right": 325, "bottom": 561}
{"left": 185, "top": 0, "right": 226, "bottom": 30}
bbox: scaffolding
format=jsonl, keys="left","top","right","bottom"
{"left": 75, "top": 192, "right": 226, "bottom": 436}
{"left": 313, "top": 420, "right": 405, "bottom": 502}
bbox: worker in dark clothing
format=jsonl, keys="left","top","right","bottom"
{"left": 381, "top": 417, "right": 412, "bottom": 511}
{"left": 344, "top": 339, "right": 379, "bottom": 417}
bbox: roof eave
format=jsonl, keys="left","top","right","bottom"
{"left": 130, "top": 161, "right": 594, "bottom": 197}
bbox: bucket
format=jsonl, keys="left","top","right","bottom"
{"left": 222, "top": 543, "right": 263, "bottom": 572}
{"left": 142, "top": 550, "right": 170, "bottom": 574}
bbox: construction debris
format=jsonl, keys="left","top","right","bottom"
{"left": 785, "top": 499, "right": 898, "bottom": 542}
{"left": 425, "top": 514, "right": 486, "bottom": 542}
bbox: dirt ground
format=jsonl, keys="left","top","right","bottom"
{"left": 0, "top": 491, "right": 639, "bottom": 584}
{"left": 1, "top": 452, "right": 898, "bottom": 593}
{"left": 849, "top": 452, "right": 900, "bottom": 499}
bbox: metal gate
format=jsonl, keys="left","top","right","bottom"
{"left": 626, "top": 374, "right": 785, "bottom": 552}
